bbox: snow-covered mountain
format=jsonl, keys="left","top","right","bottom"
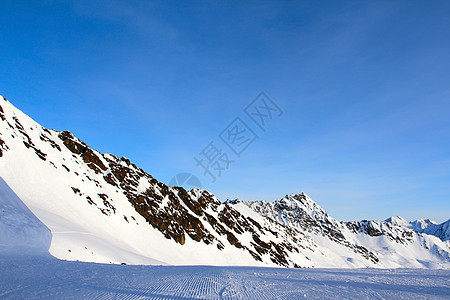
{"left": 384, "top": 216, "right": 450, "bottom": 242}
{"left": 410, "top": 219, "right": 439, "bottom": 231}
{"left": 413, "top": 219, "right": 450, "bottom": 242}
{"left": 0, "top": 95, "right": 449, "bottom": 268}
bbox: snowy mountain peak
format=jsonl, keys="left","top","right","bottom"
{"left": 385, "top": 216, "right": 410, "bottom": 227}
{"left": 225, "top": 198, "right": 245, "bottom": 205}
{"left": 281, "top": 193, "right": 327, "bottom": 214}
{"left": 410, "top": 219, "right": 439, "bottom": 231}
{"left": 420, "top": 219, "right": 450, "bottom": 242}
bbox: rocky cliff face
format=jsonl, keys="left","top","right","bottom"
{"left": 0, "top": 95, "right": 449, "bottom": 268}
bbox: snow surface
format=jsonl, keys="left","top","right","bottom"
{"left": 1, "top": 254, "right": 449, "bottom": 299}
{"left": 0, "top": 176, "right": 51, "bottom": 254}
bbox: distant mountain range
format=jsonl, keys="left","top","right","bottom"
{"left": 0, "top": 95, "right": 449, "bottom": 268}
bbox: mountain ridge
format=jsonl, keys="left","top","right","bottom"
{"left": 0, "top": 95, "right": 449, "bottom": 268}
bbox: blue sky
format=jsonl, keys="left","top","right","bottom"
{"left": 1, "top": 1, "right": 449, "bottom": 222}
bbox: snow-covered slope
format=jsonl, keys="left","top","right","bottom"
{"left": 0, "top": 176, "right": 51, "bottom": 254}
{"left": 0, "top": 95, "right": 271, "bottom": 267}
{"left": 380, "top": 217, "right": 450, "bottom": 242}
{"left": 410, "top": 219, "right": 439, "bottom": 231}
{"left": 421, "top": 220, "right": 450, "bottom": 242}
{"left": 239, "top": 194, "right": 450, "bottom": 268}
{"left": 407, "top": 218, "right": 450, "bottom": 242}
{"left": 0, "top": 95, "right": 449, "bottom": 268}
{"left": 2, "top": 256, "right": 449, "bottom": 299}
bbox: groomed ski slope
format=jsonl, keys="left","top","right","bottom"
{"left": 1, "top": 254, "right": 449, "bottom": 299}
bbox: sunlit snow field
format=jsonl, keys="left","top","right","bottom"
{"left": 1, "top": 253, "right": 449, "bottom": 299}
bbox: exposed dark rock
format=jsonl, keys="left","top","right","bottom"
{"left": 219, "top": 205, "right": 247, "bottom": 234}
{"left": 103, "top": 173, "right": 118, "bottom": 187}
{"left": 83, "top": 148, "right": 107, "bottom": 173}
{"left": 13, "top": 117, "right": 25, "bottom": 132}
{"left": 203, "top": 212, "right": 227, "bottom": 235}
{"left": 11, "top": 117, "right": 46, "bottom": 160}
{"left": 98, "top": 193, "right": 116, "bottom": 214}
{"left": 251, "top": 234, "right": 271, "bottom": 255}
{"left": 121, "top": 157, "right": 131, "bottom": 166}
{"left": 0, "top": 104, "right": 5, "bottom": 121}
{"left": 86, "top": 196, "right": 96, "bottom": 206}
{"left": 226, "top": 231, "right": 242, "bottom": 248}
{"left": 99, "top": 208, "right": 110, "bottom": 216}
{"left": 71, "top": 187, "right": 81, "bottom": 195}
{"left": 40, "top": 133, "right": 61, "bottom": 151}
{"left": 58, "top": 131, "right": 86, "bottom": 154}
{"left": 34, "top": 147, "right": 47, "bottom": 160}
{"left": 216, "top": 241, "right": 225, "bottom": 250}
{"left": 247, "top": 248, "right": 262, "bottom": 262}
{"left": 103, "top": 200, "right": 116, "bottom": 214}
{"left": 269, "top": 242, "right": 289, "bottom": 267}
{"left": 58, "top": 131, "right": 106, "bottom": 173}
{"left": 355, "top": 245, "right": 379, "bottom": 263}
{"left": 347, "top": 221, "right": 383, "bottom": 237}
{"left": 110, "top": 165, "right": 129, "bottom": 182}
{"left": 0, "top": 138, "right": 8, "bottom": 157}
{"left": 42, "top": 128, "right": 52, "bottom": 135}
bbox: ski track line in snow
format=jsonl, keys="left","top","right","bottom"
{"left": 1, "top": 255, "right": 450, "bottom": 299}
